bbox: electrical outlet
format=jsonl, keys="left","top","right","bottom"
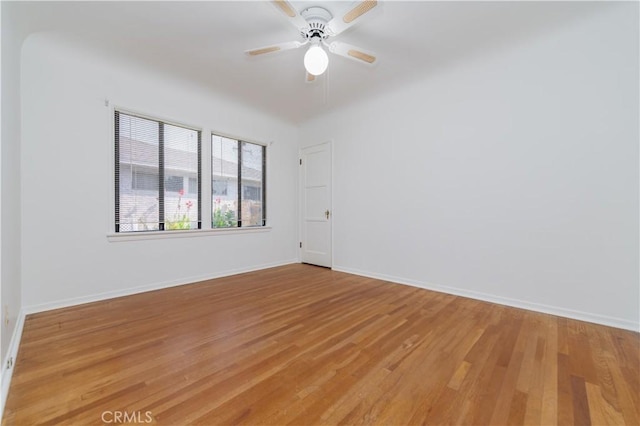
{"left": 6, "top": 357, "right": 13, "bottom": 370}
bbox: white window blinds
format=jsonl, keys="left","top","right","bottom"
{"left": 115, "top": 111, "right": 201, "bottom": 232}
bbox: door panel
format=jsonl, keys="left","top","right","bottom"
{"left": 305, "top": 187, "right": 328, "bottom": 218}
{"left": 301, "top": 143, "right": 332, "bottom": 267}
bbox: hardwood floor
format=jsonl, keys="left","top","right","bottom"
{"left": 3, "top": 264, "right": 639, "bottom": 425}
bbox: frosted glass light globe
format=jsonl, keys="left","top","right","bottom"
{"left": 304, "top": 45, "right": 329, "bottom": 76}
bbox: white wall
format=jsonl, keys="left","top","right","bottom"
{"left": 1, "top": 2, "right": 23, "bottom": 365}
{"left": 300, "top": 4, "right": 639, "bottom": 330}
{"left": 20, "top": 33, "right": 299, "bottom": 310}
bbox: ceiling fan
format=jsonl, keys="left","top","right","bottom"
{"left": 245, "top": 0, "right": 378, "bottom": 82}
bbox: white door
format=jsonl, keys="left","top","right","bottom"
{"left": 300, "top": 142, "right": 332, "bottom": 267}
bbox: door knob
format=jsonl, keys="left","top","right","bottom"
{"left": 325, "top": 210, "right": 330, "bottom": 219}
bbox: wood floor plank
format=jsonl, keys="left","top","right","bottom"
{"left": 487, "top": 312, "right": 532, "bottom": 425}
{"left": 540, "top": 315, "right": 559, "bottom": 425}
{"left": 571, "top": 375, "right": 592, "bottom": 426}
{"left": 558, "top": 352, "right": 576, "bottom": 425}
{"left": 507, "top": 389, "right": 528, "bottom": 425}
{"left": 3, "top": 264, "right": 639, "bottom": 425}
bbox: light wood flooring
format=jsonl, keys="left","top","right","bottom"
{"left": 3, "top": 264, "right": 639, "bottom": 425}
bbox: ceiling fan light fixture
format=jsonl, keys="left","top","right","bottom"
{"left": 304, "top": 44, "right": 329, "bottom": 76}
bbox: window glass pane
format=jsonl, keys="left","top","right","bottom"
{"left": 241, "top": 141, "right": 264, "bottom": 227}
{"left": 212, "top": 135, "right": 238, "bottom": 228}
{"left": 118, "top": 114, "right": 160, "bottom": 231}
{"left": 116, "top": 111, "right": 201, "bottom": 233}
{"left": 164, "top": 124, "right": 199, "bottom": 230}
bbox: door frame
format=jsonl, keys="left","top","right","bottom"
{"left": 299, "top": 140, "right": 333, "bottom": 268}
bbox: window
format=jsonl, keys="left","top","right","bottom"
{"left": 243, "top": 185, "right": 261, "bottom": 201}
{"left": 115, "top": 111, "right": 201, "bottom": 232}
{"left": 131, "top": 169, "right": 158, "bottom": 191}
{"left": 212, "top": 134, "right": 266, "bottom": 228}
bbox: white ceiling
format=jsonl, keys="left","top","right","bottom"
{"left": 9, "top": 1, "right": 608, "bottom": 124}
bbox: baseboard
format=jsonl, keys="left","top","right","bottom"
{"left": 333, "top": 265, "right": 639, "bottom": 332}
{"left": 1, "top": 307, "right": 26, "bottom": 420}
{"left": 23, "top": 259, "right": 300, "bottom": 316}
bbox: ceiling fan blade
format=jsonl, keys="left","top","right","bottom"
{"left": 326, "top": 0, "right": 378, "bottom": 36}
{"left": 327, "top": 41, "right": 377, "bottom": 65}
{"left": 245, "top": 41, "right": 304, "bottom": 57}
{"left": 271, "top": 0, "right": 308, "bottom": 32}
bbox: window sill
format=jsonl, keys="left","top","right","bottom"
{"left": 107, "top": 226, "right": 272, "bottom": 242}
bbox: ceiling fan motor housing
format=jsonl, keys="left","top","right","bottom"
{"left": 300, "top": 6, "right": 333, "bottom": 41}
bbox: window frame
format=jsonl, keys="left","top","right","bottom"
{"left": 114, "top": 109, "right": 202, "bottom": 233}
{"left": 211, "top": 133, "right": 267, "bottom": 229}
{"left": 109, "top": 108, "right": 271, "bottom": 240}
